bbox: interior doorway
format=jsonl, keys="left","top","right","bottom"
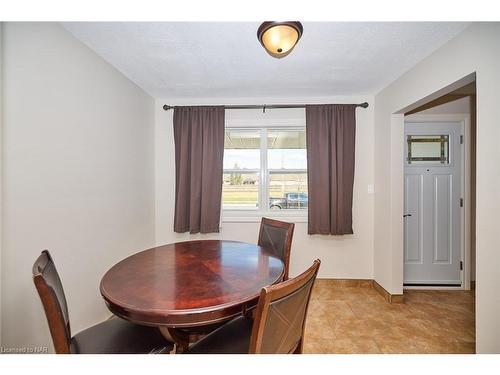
{"left": 403, "top": 82, "right": 476, "bottom": 289}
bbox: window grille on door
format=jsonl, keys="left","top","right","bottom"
{"left": 406, "top": 135, "right": 449, "bottom": 164}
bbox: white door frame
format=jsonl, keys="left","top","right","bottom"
{"left": 403, "top": 113, "right": 471, "bottom": 290}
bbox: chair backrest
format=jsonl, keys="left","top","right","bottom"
{"left": 249, "top": 259, "right": 320, "bottom": 354}
{"left": 258, "top": 217, "right": 295, "bottom": 280}
{"left": 32, "top": 250, "right": 71, "bottom": 353}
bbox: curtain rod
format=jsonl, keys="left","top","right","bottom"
{"left": 162, "top": 102, "right": 369, "bottom": 111}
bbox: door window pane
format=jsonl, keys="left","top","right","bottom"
{"left": 407, "top": 135, "right": 449, "bottom": 164}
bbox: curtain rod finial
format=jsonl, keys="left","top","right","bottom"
{"left": 163, "top": 105, "right": 173, "bottom": 111}
{"left": 359, "top": 102, "right": 369, "bottom": 108}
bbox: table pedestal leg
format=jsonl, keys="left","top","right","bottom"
{"left": 159, "top": 327, "right": 190, "bottom": 354}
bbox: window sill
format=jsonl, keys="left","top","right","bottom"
{"left": 222, "top": 212, "right": 308, "bottom": 223}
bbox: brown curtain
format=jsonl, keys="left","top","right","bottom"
{"left": 306, "top": 104, "right": 356, "bottom": 235}
{"left": 173, "top": 106, "right": 225, "bottom": 234}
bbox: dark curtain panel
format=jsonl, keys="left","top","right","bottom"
{"left": 306, "top": 104, "right": 356, "bottom": 235}
{"left": 173, "top": 106, "right": 225, "bottom": 234}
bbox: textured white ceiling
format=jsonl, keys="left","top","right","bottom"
{"left": 62, "top": 22, "right": 469, "bottom": 98}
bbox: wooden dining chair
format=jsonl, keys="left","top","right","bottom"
{"left": 258, "top": 217, "right": 295, "bottom": 280}
{"left": 173, "top": 218, "right": 296, "bottom": 349}
{"left": 166, "top": 219, "right": 295, "bottom": 351}
{"left": 32, "top": 250, "right": 173, "bottom": 354}
{"left": 186, "top": 259, "right": 320, "bottom": 354}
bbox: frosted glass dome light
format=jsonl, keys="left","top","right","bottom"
{"left": 257, "top": 22, "right": 303, "bottom": 59}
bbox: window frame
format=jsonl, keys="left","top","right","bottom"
{"left": 222, "top": 125, "right": 308, "bottom": 223}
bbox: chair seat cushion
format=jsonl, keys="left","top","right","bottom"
{"left": 186, "top": 316, "right": 253, "bottom": 354}
{"left": 70, "top": 317, "right": 172, "bottom": 354}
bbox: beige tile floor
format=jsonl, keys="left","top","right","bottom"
{"left": 303, "top": 280, "right": 475, "bottom": 354}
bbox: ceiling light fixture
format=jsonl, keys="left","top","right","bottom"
{"left": 257, "top": 21, "right": 303, "bottom": 59}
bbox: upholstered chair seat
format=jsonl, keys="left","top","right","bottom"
{"left": 70, "top": 317, "right": 170, "bottom": 354}
{"left": 186, "top": 316, "right": 253, "bottom": 354}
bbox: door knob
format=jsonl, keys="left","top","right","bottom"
{"left": 403, "top": 214, "right": 412, "bottom": 218}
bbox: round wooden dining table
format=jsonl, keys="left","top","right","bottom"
{"left": 100, "top": 239, "right": 284, "bottom": 352}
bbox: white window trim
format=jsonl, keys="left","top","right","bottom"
{"left": 222, "top": 125, "right": 308, "bottom": 223}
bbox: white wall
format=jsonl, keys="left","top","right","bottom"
{"left": 155, "top": 96, "right": 374, "bottom": 279}
{"left": 1, "top": 23, "right": 156, "bottom": 350}
{"left": 373, "top": 23, "right": 500, "bottom": 353}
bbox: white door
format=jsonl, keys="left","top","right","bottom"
{"left": 404, "top": 122, "right": 463, "bottom": 286}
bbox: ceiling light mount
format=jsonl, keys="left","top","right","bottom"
{"left": 257, "top": 21, "right": 303, "bottom": 59}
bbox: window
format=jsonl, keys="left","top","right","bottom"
{"left": 223, "top": 129, "right": 260, "bottom": 210}
{"left": 223, "top": 128, "right": 308, "bottom": 215}
{"left": 268, "top": 129, "right": 308, "bottom": 210}
{"left": 407, "top": 135, "right": 449, "bottom": 164}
